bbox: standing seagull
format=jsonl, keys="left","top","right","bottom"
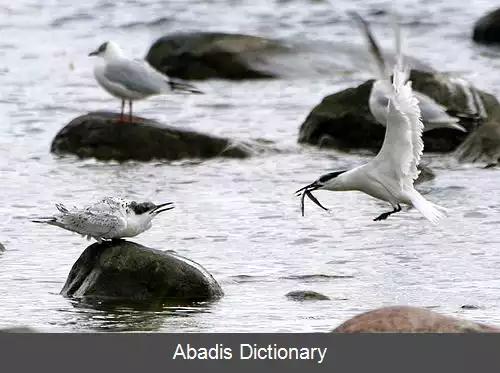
{"left": 31, "top": 196, "right": 174, "bottom": 243}
{"left": 348, "top": 11, "right": 466, "bottom": 133}
{"left": 89, "top": 41, "right": 203, "bottom": 122}
{"left": 296, "top": 18, "right": 448, "bottom": 224}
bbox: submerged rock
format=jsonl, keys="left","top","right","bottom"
{"left": 473, "top": 8, "right": 500, "bottom": 45}
{"left": 299, "top": 70, "right": 499, "bottom": 154}
{"left": 332, "top": 306, "right": 500, "bottom": 333}
{"left": 145, "top": 32, "right": 288, "bottom": 80}
{"left": 51, "top": 111, "right": 254, "bottom": 162}
{"left": 0, "top": 243, "right": 5, "bottom": 252}
{"left": 61, "top": 240, "right": 223, "bottom": 304}
{"left": 285, "top": 290, "right": 330, "bottom": 301}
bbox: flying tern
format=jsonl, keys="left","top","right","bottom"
{"left": 89, "top": 41, "right": 203, "bottom": 122}
{"left": 31, "top": 196, "right": 174, "bottom": 242}
{"left": 296, "top": 16, "right": 448, "bottom": 224}
{"left": 348, "top": 11, "right": 466, "bottom": 133}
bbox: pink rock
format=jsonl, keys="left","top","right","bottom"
{"left": 332, "top": 306, "right": 500, "bottom": 333}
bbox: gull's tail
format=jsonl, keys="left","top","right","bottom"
{"left": 407, "top": 190, "right": 448, "bottom": 225}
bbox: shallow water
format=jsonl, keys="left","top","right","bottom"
{"left": 1, "top": 0, "right": 500, "bottom": 332}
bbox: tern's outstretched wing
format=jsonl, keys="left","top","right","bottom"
{"left": 371, "top": 59, "right": 424, "bottom": 189}
{"left": 348, "top": 11, "right": 389, "bottom": 82}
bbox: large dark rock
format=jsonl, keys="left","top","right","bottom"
{"left": 298, "top": 70, "right": 500, "bottom": 154}
{"left": 332, "top": 306, "right": 500, "bottom": 333}
{"left": 51, "top": 111, "right": 255, "bottom": 162}
{"left": 61, "top": 240, "right": 224, "bottom": 304}
{"left": 454, "top": 107, "right": 500, "bottom": 165}
{"left": 473, "top": 8, "right": 500, "bottom": 45}
{"left": 145, "top": 32, "right": 288, "bottom": 80}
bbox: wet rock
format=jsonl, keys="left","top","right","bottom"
{"left": 332, "top": 306, "right": 500, "bottom": 333}
{"left": 285, "top": 290, "right": 330, "bottom": 301}
{"left": 473, "top": 8, "right": 500, "bottom": 45}
{"left": 415, "top": 164, "right": 435, "bottom": 185}
{"left": 61, "top": 240, "right": 224, "bottom": 304}
{"left": 454, "top": 109, "right": 500, "bottom": 165}
{"left": 298, "top": 70, "right": 499, "bottom": 153}
{"left": 0, "top": 326, "right": 38, "bottom": 333}
{"left": 145, "top": 32, "right": 288, "bottom": 80}
{"left": 0, "top": 243, "right": 5, "bottom": 252}
{"left": 461, "top": 304, "right": 480, "bottom": 310}
{"left": 51, "top": 111, "right": 254, "bottom": 162}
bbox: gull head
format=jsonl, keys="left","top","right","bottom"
{"left": 295, "top": 170, "right": 347, "bottom": 217}
{"left": 88, "top": 41, "right": 124, "bottom": 60}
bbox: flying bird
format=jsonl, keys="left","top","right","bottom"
{"left": 348, "top": 11, "right": 467, "bottom": 133}
{"left": 296, "top": 16, "right": 448, "bottom": 224}
{"left": 31, "top": 196, "right": 174, "bottom": 242}
{"left": 89, "top": 41, "right": 203, "bottom": 122}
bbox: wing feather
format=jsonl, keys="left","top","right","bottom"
{"left": 104, "top": 59, "right": 167, "bottom": 95}
{"left": 371, "top": 29, "right": 424, "bottom": 189}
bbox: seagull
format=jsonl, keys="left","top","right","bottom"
{"left": 31, "top": 196, "right": 174, "bottom": 243}
{"left": 296, "top": 16, "right": 448, "bottom": 224}
{"left": 348, "top": 11, "right": 467, "bottom": 133}
{"left": 88, "top": 41, "right": 203, "bottom": 122}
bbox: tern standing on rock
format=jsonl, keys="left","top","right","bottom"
{"left": 349, "top": 11, "right": 467, "bottom": 133}
{"left": 31, "top": 196, "right": 175, "bottom": 243}
{"left": 296, "top": 15, "right": 448, "bottom": 224}
{"left": 89, "top": 41, "right": 203, "bottom": 122}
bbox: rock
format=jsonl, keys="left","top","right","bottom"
{"left": 415, "top": 164, "right": 435, "bottom": 185}
{"left": 0, "top": 243, "right": 5, "bottom": 252}
{"left": 51, "top": 111, "right": 255, "bottom": 162}
{"left": 61, "top": 240, "right": 224, "bottom": 304}
{"left": 461, "top": 304, "right": 480, "bottom": 310}
{"left": 145, "top": 32, "right": 287, "bottom": 80}
{"left": 285, "top": 290, "right": 330, "bottom": 301}
{"left": 0, "top": 327, "right": 38, "bottom": 333}
{"left": 454, "top": 109, "right": 500, "bottom": 165}
{"left": 473, "top": 8, "right": 500, "bottom": 44}
{"left": 298, "top": 70, "right": 500, "bottom": 153}
{"left": 332, "top": 306, "right": 500, "bottom": 333}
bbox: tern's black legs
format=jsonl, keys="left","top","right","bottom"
{"left": 374, "top": 204, "right": 401, "bottom": 221}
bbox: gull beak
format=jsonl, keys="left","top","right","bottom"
{"left": 88, "top": 50, "right": 99, "bottom": 57}
{"left": 149, "top": 202, "right": 175, "bottom": 215}
{"left": 295, "top": 182, "right": 329, "bottom": 217}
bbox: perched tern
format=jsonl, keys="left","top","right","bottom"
{"left": 89, "top": 41, "right": 203, "bottom": 122}
{"left": 348, "top": 11, "right": 467, "bottom": 133}
{"left": 296, "top": 18, "right": 448, "bottom": 224}
{"left": 31, "top": 196, "right": 174, "bottom": 243}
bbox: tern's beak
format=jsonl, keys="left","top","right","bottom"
{"left": 88, "top": 50, "right": 99, "bottom": 57}
{"left": 149, "top": 202, "right": 175, "bottom": 215}
{"left": 295, "top": 181, "right": 329, "bottom": 217}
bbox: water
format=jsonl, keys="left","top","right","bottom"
{"left": 1, "top": 0, "right": 500, "bottom": 332}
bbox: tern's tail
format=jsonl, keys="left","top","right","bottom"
{"left": 407, "top": 190, "right": 448, "bottom": 225}
{"left": 30, "top": 216, "right": 61, "bottom": 226}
